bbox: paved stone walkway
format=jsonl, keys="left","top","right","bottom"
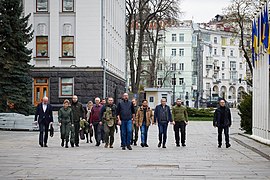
{"left": 0, "top": 109, "right": 269, "bottom": 180}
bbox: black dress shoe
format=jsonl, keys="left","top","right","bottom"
{"left": 176, "top": 144, "right": 180, "bottom": 147}
{"left": 127, "top": 145, "right": 132, "bottom": 150}
{"left": 226, "top": 144, "right": 231, "bottom": 148}
{"left": 218, "top": 144, "right": 222, "bottom": 148}
{"left": 141, "top": 143, "right": 145, "bottom": 147}
{"left": 61, "top": 140, "right": 64, "bottom": 147}
{"left": 75, "top": 144, "right": 79, "bottom": 147}
{"left": 134, "top": 142, "right": 137, "bottom": 146}
{"left": 182, "top": 144, "right": 186, "bottom": 147}
{"left": 44, "top": 144, "right": 48, "bottom": 147}
{"left": 71, "top": 143, "right": 74, "bottom": 147}
{"left": 162, "top": 145, "right": 166, "bottom": 148}
{"left": 144, "top": 144, "right": 149, "bottom": 147}
{"left": 122, "top": 146, "right": 126, "bottom": 150}
{"left": 158, "top": 142, "right": 162, "bottom": 148}
{"left": 39, "top": 143, "right": 43, "bottom": 147}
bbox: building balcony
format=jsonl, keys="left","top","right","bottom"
{"left": 213, "top": 80, "right": 221, "bottom": 84}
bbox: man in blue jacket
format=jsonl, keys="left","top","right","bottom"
{"left": 34, "top": 97, "right": 53, "bottom": 147}
{"left": 213, "top": 99, "right": 232, "bottom": 148}
{"left": 154, "top": 98, "right": 172, "bottom": 148}
{"left": 117, "top": 93, "right": 135, "bottom": 150}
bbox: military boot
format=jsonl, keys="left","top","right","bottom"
{"left": 61, "top": 139, "right": 64, "bottom": 147}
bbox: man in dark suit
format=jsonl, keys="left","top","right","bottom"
{"left": 34, "top": 97, "right": 54, "bottom": 147}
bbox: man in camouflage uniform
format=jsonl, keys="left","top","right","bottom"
{"left": 71, "top": 95, "right": 85, "bottom": 147}
{"left": 172, "top": 98, "right": 188, "bottom": 147}
{"left": 100, "top": 97, "right": 117, "bottom": 148}
{"left": 58, "top": 99, "right": 73, "bottom": 148}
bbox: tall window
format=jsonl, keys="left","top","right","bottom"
{"left": 157, "top": 78, "right": 162, "bottom": 86}
{"left": 157, "top": 63, "right": 163, "bottom": 71}
{"left": 230, "top": 61, "right": 236, "bottom": 70}
{"left": 222, "top": 73, "right": 225, "bottom": 80}
{"left": 230, "top": 72, "right": 237, "bottom": 80}
{"left": 172, "top": 78, "right": 176, "bottom": 86}
{"left": 171, "top": 63, "right": 176, "bottom": 71}
{"left": 179, "top": 78, "right": 184, "bottom": 85}
{"left": 179, "top": 33, "right": 184, "bottom": 42}
{"left": 62, "top": 36, "right": 74, "bottom": 57}
{"left": 172, "top": 34, "right": 177, "bottom": 42}
{"left": 158, "top": 48, "right": 163, "bottom": 57}
{"left": 60, "top": 78, "right": 74, "bottom": 96}
{"left": 179, "top": 48, "right": 184, "bottom": 56}
{"left": 239, "top": 62, "right": 243, "bottom": 69}
{"left": 36, "top": 36, "right": 48, "bottom": 57}
{"left": 222, "top": 49, "right": 225, "bottom": 57}
{"left": 63, "top": 0, "right": 74, "bottom": 12}
{"left": 214, "top": 37, "right": 218, "bottom": 44}
{"left": 36, "top": 0, "right": 48, "bottom": 12}
{"left": 171, "top": 48, "right": 176, "bottom": 56}
{"left": 214, "top": 48, "right": 217, "bottom": 55}
{"left": 230, "top": 50, "right": 234, "bottom": 57}
{"left": 222, "top": 61, "right": 225, "bottom": 69}
{"left": 179, "top": 63, "right": 184, "bottom": 71}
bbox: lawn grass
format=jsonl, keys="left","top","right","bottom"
{"left": 188, "top": 116, "right": 213, "bottom": 121}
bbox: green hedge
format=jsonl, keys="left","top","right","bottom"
{"left": 237, "top": 92, "right": 252, "bottom": 134}
{"left": 188, "top": 116, "right": 213, "bottom": 121}
{"left": 186, "top": 107, "right": 214, "bottom": 118}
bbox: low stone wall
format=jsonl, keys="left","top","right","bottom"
{"left": 0, "top": 113, "right": 59, "bottom": 131}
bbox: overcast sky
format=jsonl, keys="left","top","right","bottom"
{"left": 180, "top": 0, "right": 231, "bottom": 23}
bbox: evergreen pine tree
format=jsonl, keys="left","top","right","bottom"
{"left": 0, "top": 0, "right": 33, "bottom": 115}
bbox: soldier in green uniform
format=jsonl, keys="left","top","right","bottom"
{"left": 99, "top": 97, "right": 117, "bottom": 148}
{"left": 172, "top": 98, "right": 188, "bottom": 147}
{"left": 58, "top": 99, "right": 73, "bottom": 148}
{"left": 71, "top": 95, "right": 85, "bottom": 147}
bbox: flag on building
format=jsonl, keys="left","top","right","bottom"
{"left": 263, "top": 5, "right": 269, "bottom": 50}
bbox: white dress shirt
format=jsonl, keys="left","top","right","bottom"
{"left": 42, "top": 104, "right": 47, "bottom": 112}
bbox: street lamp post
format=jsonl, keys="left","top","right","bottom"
{"left": 209, "top": 87, "right": 212, "bottom": 102}
{"left": 173, "top": 73, "right": 176, "bottom": 105}
{"left": 102, "top": 59, "right": 107, "bottom": 99}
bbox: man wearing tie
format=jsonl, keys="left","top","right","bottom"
{"left": 34, "top": 97, "right": 54, "bottom": 147}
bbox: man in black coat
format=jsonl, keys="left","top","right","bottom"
{"left": 213, "top": 99, "right": 232, "bottom": 148}
{"left": 71, "top": 95, "right": 85, "bottom": 147}
{"left": 34, "top": 97, "right": 54, "bottom": 147}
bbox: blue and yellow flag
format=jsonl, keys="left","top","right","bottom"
{"left": 260, "top": 11, "right": 264, "bottom": 46}
{"left": 252, "top": 20, "right": 255, "bottom": 67}
{"left": 253, "top": 19, "right": 258, "bottom": 56}
{"left": 263, "top": 5, "right": 269, "bottom": 49}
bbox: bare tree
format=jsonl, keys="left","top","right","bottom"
{"left": 223, "top": 0, "right": 259, "bottom": 78}
{"left": 158, "top": 57, "right": 173, "bottom": 88}
{"left": 126, "top": 0, "right": 181, "bottom": 94}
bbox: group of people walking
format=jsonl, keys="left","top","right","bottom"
{"left": 34, "top": 93, "right": 232, "bottom": 149}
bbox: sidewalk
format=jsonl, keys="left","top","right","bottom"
{"left": 0, "top": 109, "right": 269, "bottom": 179}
